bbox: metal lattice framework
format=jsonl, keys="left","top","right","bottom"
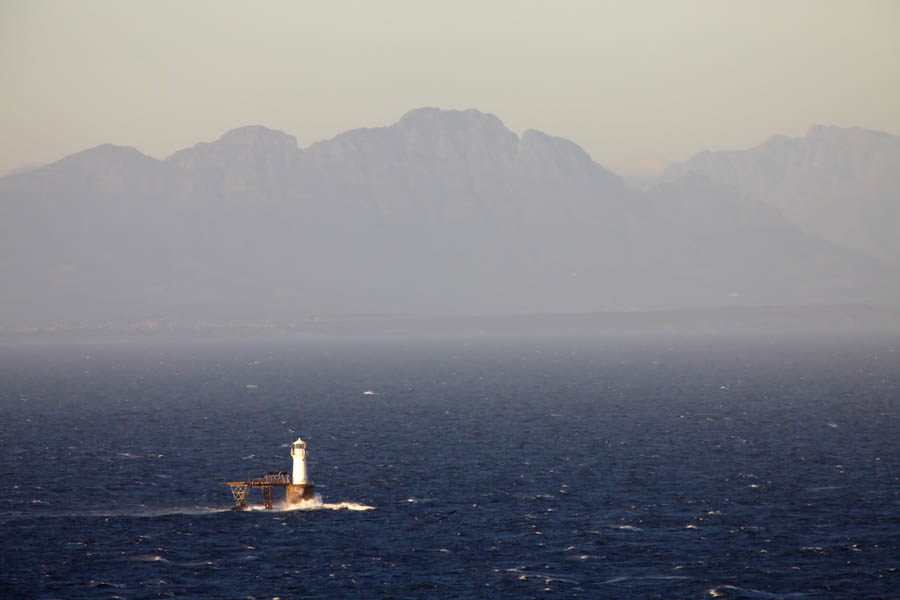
{"left": 226, "top": 472, "right": 293, "bottom": 509}
{"left": 227, "top": 483, "right": 250, "bottom": 507}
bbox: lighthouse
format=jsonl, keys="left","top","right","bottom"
{"left": 286, "top": 437, "right": 315, "bottom": 503}
{"left": 291, "top": 437, "right": 308, "bottom": 484}
{"left": 226, "top": 437, "right": 316, "bottom": 509}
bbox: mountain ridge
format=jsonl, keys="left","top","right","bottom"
{"left": 2, "top": 108, "right": 898, "bottom": 328}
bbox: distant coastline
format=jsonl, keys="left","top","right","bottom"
{"left": 3, "top": 305, "right": 899, "bottom": 341}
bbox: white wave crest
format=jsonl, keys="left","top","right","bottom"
{"left": 281, "top": 495, "right": 374, "bottom": 511}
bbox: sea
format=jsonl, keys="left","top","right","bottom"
{"left": 1, "top": 333, "right": 898, "bottom": 599}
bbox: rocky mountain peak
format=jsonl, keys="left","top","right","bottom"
{"left": 398, "top": 107, "right": 511, "bottom": 135}
{"left": 165, "top": 125, "right": 299, "bottom": 172}
{"left": 216, "top": 125, "right": 298, "bottom": 150}
{"left": 56, "top": 144, "right": 156, "bottom": 169}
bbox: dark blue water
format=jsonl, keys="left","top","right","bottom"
{"left": 1, "top": 334, "right": 898, "bottom": 599}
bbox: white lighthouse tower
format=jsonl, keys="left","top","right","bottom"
{"left": 291, "top": 437, "right": 308, "bottom": 484}
{"left": 286, "top": 437, "right": 314, "bottom": 503}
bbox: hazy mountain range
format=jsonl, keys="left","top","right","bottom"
{"left": 2, "top": 108, "right": 898, "bottom": 329}
{"left": 662, "top": 125, "right": 900, "bottom": 262}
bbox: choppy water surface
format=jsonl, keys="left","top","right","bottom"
{"left": 1, "top": 334, "right": 898, "bottom": 599}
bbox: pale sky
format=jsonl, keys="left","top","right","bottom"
{"left": 2, "top": 0, "right": 898, "bottom": 176}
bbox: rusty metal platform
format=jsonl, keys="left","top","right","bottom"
{"left": 226, "top": 471, "right": 292, "bottom": 509}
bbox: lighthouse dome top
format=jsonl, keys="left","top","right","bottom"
{"left": 292, "top": 437, "right": 306, "bottom": 447}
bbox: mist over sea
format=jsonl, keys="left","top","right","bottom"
{"left": 2, "top": 334, "right": 898, "bottom": 599}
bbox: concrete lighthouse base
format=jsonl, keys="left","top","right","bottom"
{"left": 285, "top": 483, "right": 315, "bottom": 504}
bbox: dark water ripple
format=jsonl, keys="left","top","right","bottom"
{"left": 1, "top": 334, "right": 898, "bottom": 599}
